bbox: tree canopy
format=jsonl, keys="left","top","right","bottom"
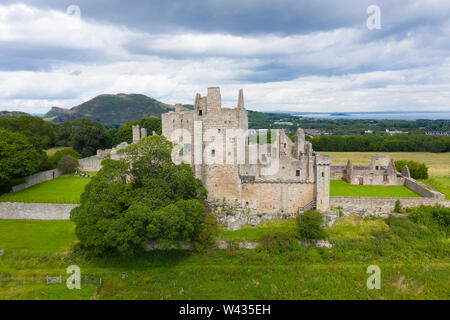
{"left": 0, "top": 129, "right": 43, "bottom": 185}
{"left": 71, "top": 135, "right": 214, "bottom": 256}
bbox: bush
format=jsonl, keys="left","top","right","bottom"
{"left": 395, "top": 160, "right": 428, "bottom": 179}
{"left": 297, "top": 210, "right": 327, "bottom": 241}
{"left": 48, "top": 148, "right": 82, "bottom": 168}
{"left": 260, "top": 231, "right": 298, "bottom": 253}
{"left": 394, "top": 200, "right": 402, "bottom": 213}
{"left": 408, "top": 205, "right": 450, "bottom": 236}
{"left": 57, "top": 155, "right": 79, "bottom": 174}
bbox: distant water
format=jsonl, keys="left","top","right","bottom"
{"left": 292, "top": 112, "right": 450, "bottom": 120}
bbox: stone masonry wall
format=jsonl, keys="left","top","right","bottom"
{"left": 11, "top": 169, "right": 62, "bottom": 193}
{"left": 0, "top": 202, "right": 78, "bottom": 220}
{"left": 404, "top": 177, "right": 445, "bottom": 199}
{"left": 330, "top": 197, "right": 450, "bottom": 216}
{"left": 78, "top": 155, "right": 103, "bottom": 172}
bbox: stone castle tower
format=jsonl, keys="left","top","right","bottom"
{"left": 162, "top": 87, "right": 331, "bottom": 227}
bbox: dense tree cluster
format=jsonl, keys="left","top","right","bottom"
{"left": 108, "top": 116, "right": 162, "bottom": 146}
{"left": 0, "top": 128, "right": 43, "bottom": 186}
{"left": 70, "top": 136, "right": 216, "bottom": 256}
{"left": 394, "top": 160, "right": 429, "bottom": 180}
{"left": 309, "top": 133, "right": 450, "bottom": 153}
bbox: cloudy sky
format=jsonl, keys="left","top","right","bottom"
{"left": 0, "top": 0, "right": 450, "bottom": 114}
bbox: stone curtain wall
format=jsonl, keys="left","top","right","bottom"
{"left": 330, "top": 197, "right": 450, "bottom": 216}
{"left": 0, "top": 202, "right": 78, "bottom": 220}
{"left": 78, "top": 155, "right": 103, "bottom": 172}
{"left": 11, "top": 169, "right": 62, "bottom": 193}
{"left": 404, "top": 177, "right": 445, "bottom": 199}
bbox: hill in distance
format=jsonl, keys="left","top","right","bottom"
{"left": 43, "top": 93, "right": 174, "bottom": 127}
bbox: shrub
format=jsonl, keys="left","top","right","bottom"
{"left": 193, "top": 212, "right": 219, "bottom": 250}
{"left": 408, "top": 205, "right": 450, "bottom": 236}
{"left": 394, "top": 200, "right": 402, "bottom": 213}
{"left": 395, "top": 160, "right": 428, "bottom": 180}
{"left": 260, "top": 231, "right": 298, "bottom": 253}
{"left": 297, "top": 210, "right": 327, "bottom": 241}
{"left": 57, "top": 155, "right": 79, "bottom": 174}
{"left": 48, "top": 148, "right": 82, "bottom": 168}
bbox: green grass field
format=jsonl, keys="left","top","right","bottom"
{"left": 319, "top": 152, "right": 450, "bottom": 178}
{"left": 0, "top": 176, "right": 91, "bottom": 204}
{"left": 330, "top": 180, "right": 422, "bottom": 198}
{"left": 0, "top": 214, "right": 448, "bottom": 300}
{"left": 421, "top": 178, "right": 450, "bottom": 200}
{"left": 45, "top": 147, "right": 70, "bottom": 156}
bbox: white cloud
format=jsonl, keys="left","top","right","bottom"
{"left": 0, "top": 3, "right": 449, "bottom": 114}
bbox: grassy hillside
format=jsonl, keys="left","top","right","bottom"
{"left": 44, "top": 94, "right": 173, "bottom": 127}
{"left": 0, "top": 213, "right": 448, "bottom": 300}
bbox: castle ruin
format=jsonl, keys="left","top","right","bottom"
{"left": 162, "top": 87, "right": 331, "bottom": 229}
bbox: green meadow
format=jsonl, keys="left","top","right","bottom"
{"left": 0, "top": 176, "right": 91, "bottom": 204}
{"left": 330, "top": 180, "right": 422, "bottom": 198}
{"left": 0, "top": 214, "right": 448, "bottom": 300}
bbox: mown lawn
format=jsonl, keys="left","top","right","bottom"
{"left": 330, "top": 180, "right": 422, "bottom": 198}
{"left": 0, "top": 175, "right": 91, "bottom": 204}
{"left": 421, "top": 178, "right": 450, "bottom": 200}
{"left": 319, "top": 152, "right": 450, "bottom": 178}
{"left": 0, "top": 214, "right": 448, "bottom": 300}
{"left": 0, "top": 220, "right": 77, "bottom": 252}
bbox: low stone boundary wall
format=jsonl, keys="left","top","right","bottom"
{"left": 330, "top": 197, "right": 450, "bottom": 216}
{"left": 11, "top": 169, "right": 62, "bottom": 193}
{"left": 404, "top": 177, "right": 445, "bottom": 199}
{"left": 0, "top": 202, "right": 78, "bottom": 220}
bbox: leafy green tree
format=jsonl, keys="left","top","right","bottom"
{"left": 395, "top": 160, "right": 428, "bottom": 179}
{"left": 297, "top": 210, "right": 327, "bottom": 241}
{"left": 71, "top": 136, "right": 213, "bottom": 256}
{"left": 57, "top": 155, "right": 79, "bottom": 174}
{"left": 111, "top": 120, "right": 139, "bottom": 145}
{"left": 139, "top": 116, "right": 162, "bottom": 135}
{"left": 0, "top": 129, "right": 43, "bottom": 185}
{"left": 55, "top": 119, "right": 110, "bottom": 157}
{"left": 48, "top": 148, "right": 81, "bottom": 168}
{"left": 0, "top": 115, "right": 56, "bottom": 150}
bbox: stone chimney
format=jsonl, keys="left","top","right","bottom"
{"left": 237, "top": 89, "right": 245, "bottom": 109}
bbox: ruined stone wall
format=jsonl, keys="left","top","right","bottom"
{"left": 242, "top": 181, "right": 315, "bottom": 215}
{"left": 0, "top": 202, "right": 77, "bottom": 220}
{"left": 331, "top": 165, "right": 346, "bottom": 180}
{"left": 404, "top": 177, "right": 445, "bottom": 199}
{"left": 330, "top": 197, "right": 450, "bottom": 216}
{"left": 210, "top": 182, "right": 315, "bottom": 230}
{"left": 11, "top": 169, "right": 62, "bottom": 193}
{"left": 78, "top": 155, "right": 103, "bottom": 172}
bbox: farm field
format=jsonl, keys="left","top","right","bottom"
{"left": 330, "top": 180, "right": 422, "bottom": 198}
{"left": 0, "top": 214, "right": 448, "bottom": 300}
{"left": 319, "top": 152, "right": 450, "bottom": 178}
{"left": 0, "top": 175, "right": 91, "bottom": 204}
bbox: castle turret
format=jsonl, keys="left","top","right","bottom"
{"left": 207, "top": 87, "right": 221, "bottom": 111}
{"left": 315, "top": 154, "right": 331, "bottom": 211}
{"left": 237, "top": 89, "right": 245, "bottom": 109}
